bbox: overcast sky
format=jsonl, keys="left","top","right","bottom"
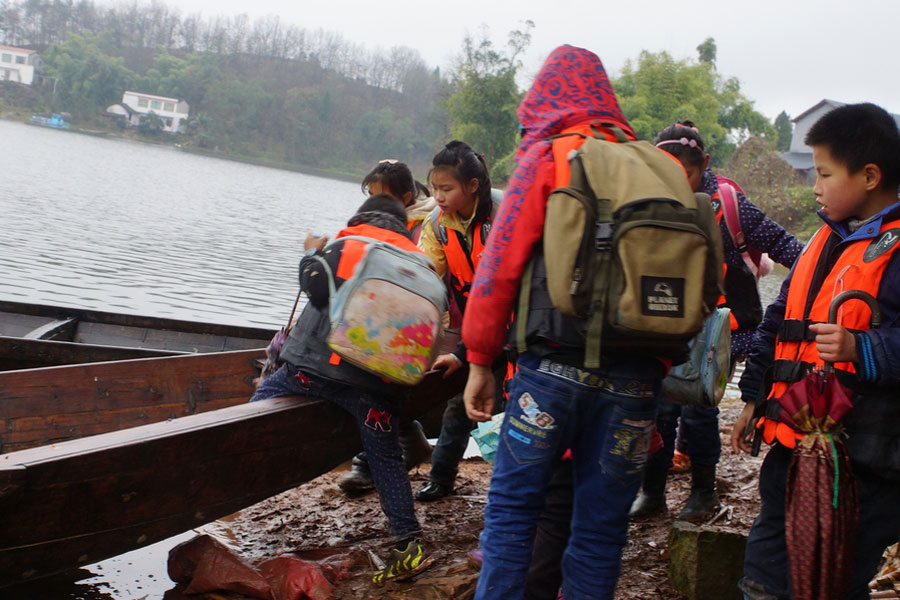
{"left": 171, "top": 0, "right": 898, "bottom": 122}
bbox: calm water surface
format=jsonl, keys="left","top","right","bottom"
{"left": 2, "top": 118, "right": 365, "bottom": 329}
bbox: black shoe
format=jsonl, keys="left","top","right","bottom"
{"left": 338, "top": 453, "right": 375, "bottom": 493}
{"left": 415, "top": 481, "right": 453, "bottom": 502}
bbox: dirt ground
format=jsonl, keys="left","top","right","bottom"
{"left": 160, "top": 396, "right": 764, "bottom": 600}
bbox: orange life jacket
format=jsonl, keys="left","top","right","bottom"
{"left": 431, "top": 203, "right": 498, "bottom": 312}
{"left": 334, "top": 223, "right": 422, "bottom": 280}
{"left": 550, "top": 120, "right": 638, "bottom": 186}
{"left": 757, "top": 219, "right": 900, "bottom": 448}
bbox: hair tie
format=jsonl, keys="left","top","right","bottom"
{"left": 675, "top": 122, "right": 700, "bottom": 133}
{"left": 656, "top": 137, "right": 699, "bottom": 149}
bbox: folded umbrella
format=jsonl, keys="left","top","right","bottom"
{"left": 780, "top": 289, "right": 880, "bottom": 600}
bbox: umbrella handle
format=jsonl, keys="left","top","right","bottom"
{"left": 824, "top": 289, "right": 882, "bottom": 375}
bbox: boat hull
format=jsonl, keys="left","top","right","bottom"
{"left": 0, "top": 349, "right": 464, "bottom": 586}
{"left": 0, "top": 300, "right": 276, "bottom": 371}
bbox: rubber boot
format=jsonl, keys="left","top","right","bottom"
{"left": 338, "top": 452, "right": 375, "bottom": 493}
{"left": 629, "top": 466, "right": 668, "bottom": 519}
{"left": 677, "top": 463, "right": 719, "bottom": 523}
{"left": 399, "top": 420, "right": 432, "bottom": 470}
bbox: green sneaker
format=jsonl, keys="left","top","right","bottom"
{"left": 371, "top": 539, "right": 436, "bottom": 585}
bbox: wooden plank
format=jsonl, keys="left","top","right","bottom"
{"left": 0, "top": 336, "right": 182, "bottom": 371}
{"left": 0, "top": 311, "right": 54, "bottom": 338}
{"left": 0, "top": 349, "right": 264, "bottom": 452}
{"left": 0, "top": 300, "right": 276, "bottom": 339}
{"left": 23, "top": 317, "right": 78, "bottom": 341}
{"left": 0, "top": 301, "right": 275, "bottom": 371}
{"left": 76, "top": 322, "right": 269, "bottom": 352}
{"left": 0, "top": 396, "right": 355, "bottom": 584}
{"left": 0, "top": 362, "right": 468, "bottom": 586}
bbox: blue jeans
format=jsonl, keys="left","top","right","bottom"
{"left": 648, "top": 400, "right": 721, "bottom": 470}
{"left": 252, "top": 364, "right": 421, "bottom": 541}
{"left": 475, "top": 353, "right": 663, "bottom": 600}
{"left": 741, "top": 443, "right": 900, "bottom": 599}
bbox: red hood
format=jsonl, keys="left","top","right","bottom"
{"left": 517, "top": 45, "right": 633, "bottom": 159}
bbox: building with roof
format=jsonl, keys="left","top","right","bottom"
{"left": 781, "top": 99, "right": 900, "bottom": 183}
{"left": 0, "top": 45, "right": 40, "bottom": 85}
{"left": 106, "top": 91, "right": 190, "bottom": 133}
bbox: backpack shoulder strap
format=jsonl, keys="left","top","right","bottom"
{"left": 716, "top": 174, "right": 745, "bottom": 195}
{"left": 718, "top": 182, "right": 747, "bottom": 253}
{"left": 427, "top": 206, "right": 447, "bottom": 245}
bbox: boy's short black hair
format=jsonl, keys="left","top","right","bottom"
{"left": 354, "top": 193, "right": 407, "bottom": 223}
{"left": 805, "top": 103, "right": 900, "bottom": 189}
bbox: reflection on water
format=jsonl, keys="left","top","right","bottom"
{"left": 1, "top": 119, "right": 365, "bottom": 329}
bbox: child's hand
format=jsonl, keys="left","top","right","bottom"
{"left": 304, "top": 232, "right": 328, "bottom": 252}
{"left": 730, "top": 401, "right": 757, "bottom": 455}
{"left": 432, "top": 353, "right": 463, "bottom": 378}
{"left": 809, "top": 323, "right": 858, "bottom": 364}
{"left": 464, "top": 363, "right": 496, "bottom": 422}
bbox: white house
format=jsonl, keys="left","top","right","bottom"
{"left": 781, "top": 99, "right": 900, "bottom": 183}
{"left": 106, "top": 91, "right": 190, "bottom": 133}
{"left": 0, "top": 44, "right": 39, "bottom": 85}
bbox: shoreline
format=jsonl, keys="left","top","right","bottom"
{"left": 2, "top": 113, "right": 364, "bottom": 184}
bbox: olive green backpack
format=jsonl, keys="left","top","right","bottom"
{"left": 517, "top": 124, "right": 724, "bottom": 368}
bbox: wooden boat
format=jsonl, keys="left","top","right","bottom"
{"left": 0, "top": 300, "right": 277, "bottom": 371}
{"left": 0, "top": 348, "right": 464, "bottom": 587}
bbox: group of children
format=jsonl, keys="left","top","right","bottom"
{"left": 253, "top": 42, "right": 900, "bottom": 600}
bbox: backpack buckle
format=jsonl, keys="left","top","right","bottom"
{"left": 595, "top": 221, "right": 613, "bottom": 249}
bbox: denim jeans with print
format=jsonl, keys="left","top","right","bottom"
{"left": 475, "top": 352, "right": 662, "bottom": 600}
{"left": 252, "top": 363, "right": 421, "bottom": 541}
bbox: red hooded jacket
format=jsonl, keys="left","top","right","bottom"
{"left": 462, "top": 45, "right": 636, "bottom": 366}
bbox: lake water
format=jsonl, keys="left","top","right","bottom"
{"left": 1, "top": 119, "right": 366, "bottom": 329}
{"left": 0, "top": 118, "right": 789, "bottom": 598}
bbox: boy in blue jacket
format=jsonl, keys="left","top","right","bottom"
{"left": 731, "top": 102, "right": 900, "bottom": 599}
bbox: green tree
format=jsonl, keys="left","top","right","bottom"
{"left": 41, "top": 31, "right": 135, "bottom": 119}
{"left": 354, "top": 108, "right": 414, "bottom": 161}
{"left": 613, "top": 49, "right": 773, "bottom": 166}
{"left": 774, "top": 110, "right": 793, "bottom": 152}
{"left": 137, "top": 51, "right": 188, "bottom": 98}
{"left": 137, "top": 110, "right": 164, "bottom": 135}
{"left": 696, "top": 37, "right": 716, "bottom": 66}
{"left": 445, "top": 21, "right": 532, "bottom": 167}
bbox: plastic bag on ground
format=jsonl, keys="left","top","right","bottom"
{"left": 258, "top": 549, "right": 355, "bottom": 600}
{"left": 167, "top": 534, "right": 272, "bottom": 599}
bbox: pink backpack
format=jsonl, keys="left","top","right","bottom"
{"left": 716, "top": 176, "right": 774, "bottom": 279}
